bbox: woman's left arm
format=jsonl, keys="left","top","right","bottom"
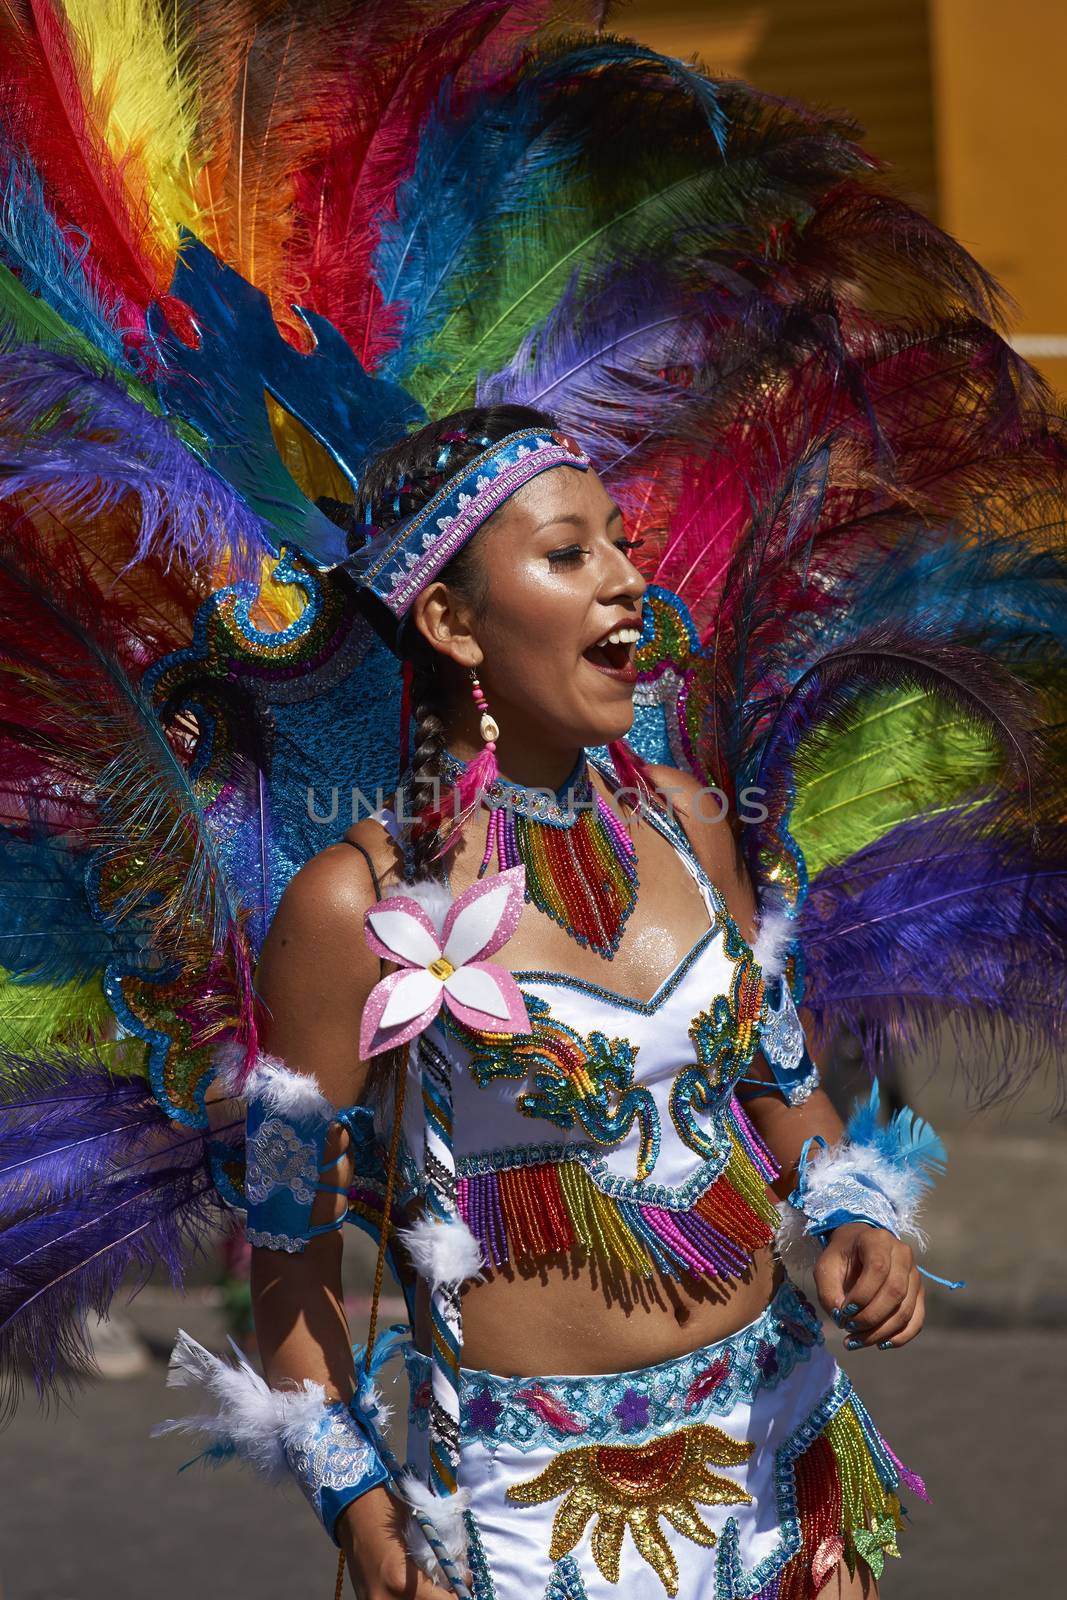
{"left": 650, "top": 766, "right": 925, "bottom": 1352}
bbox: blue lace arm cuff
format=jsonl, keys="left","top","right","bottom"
{"left": 283, "top": 1398, "right": 390, "bottom": 1544}
{"left": 738, "top": 974, "right": 820, "bottom": 1105}
{"left": 241, "top": 1055, "right": 374, "bottom": 1252}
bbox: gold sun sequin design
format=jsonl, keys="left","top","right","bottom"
{"left": 506, "top": 1424, "right": 754, "bottom": 1596}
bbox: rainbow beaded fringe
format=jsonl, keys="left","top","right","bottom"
{"left": 442, "top": 751, "right": 640, "bottom": 959}
{"left": 455, "top": 1096, "right": 781, "bottom": 1280}
{"left": 757, "top": 1386, "right": 925, "bottom": 1598}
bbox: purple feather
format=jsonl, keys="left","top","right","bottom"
{"left": 799, "top": 805, "right": 1067, "bottom": 1104}
{"left": 0, "top": 346, "right": 272, "bottom": 580}
{"left": 0, "top": 1051, "right": 241, "bottom": 1422}
{"left": 476, "top": 260, "right": 746, "bottom": 476}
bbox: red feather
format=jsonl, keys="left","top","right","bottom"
{"left": 0, "top": 0, "right": 189, "bottom": 351}
{"left": 291, "top": 0, "right": 549, "bottom": 370}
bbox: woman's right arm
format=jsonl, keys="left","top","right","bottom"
{"left": 251, "top": 842, "right": 450, "bottom": 1600}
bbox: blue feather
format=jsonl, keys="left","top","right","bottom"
{"left": 375, "top": 67, "right": 574, "bottom": 384}
{"left": 377, "top": 38, "right": 730, "bottom": 389}
{"left": 844, "top": 1080, "right": 947, "bottom": 1192}
{"left": 0, "top": 827, "right": 140, "bottom": 985}
{"left": 0, "top": 155, "right": 130, "bottom": 367}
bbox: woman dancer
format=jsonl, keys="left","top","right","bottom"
{"left": 1, "top": 9, "right": 1064, "bottom": 1600}
{"left": 243, "top": 404, "right": 937, "bottom": 1600}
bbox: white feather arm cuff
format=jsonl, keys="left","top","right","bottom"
{"left": 151, "top": 1329, "right": 389, "bottom": 1539}
{"left": 150, "top": 1327, "right": 331, "bottom": 1477}
{"left": 397, "top": 1213, "right": 485, "bottom": 1288}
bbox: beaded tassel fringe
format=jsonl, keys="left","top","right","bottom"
{"left": 479, "top": 793, "right": 639, "bottom": 959}
{"left": 456, "top": 1097, "right": 781, "bottom": 1279}
{"left": 777, "top": 1390, "right": 925, "bottom": 1598}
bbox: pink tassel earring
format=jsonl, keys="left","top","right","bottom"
{"left": 456, "top": 668, "right": 500, "bottom": 812}
{"left": 415, "top": 668, "right": 500, "bottom": 849}
{"left": 608, "top": 738, "right": 658, "bottom": 809}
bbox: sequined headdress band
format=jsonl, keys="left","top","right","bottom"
{"left": 344, "top": 427, "right": 590, "bottom": 631}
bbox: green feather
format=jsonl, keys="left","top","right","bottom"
{"left": 0, "top": 968, "right": 114, "bottom": 1056}
{"left": 404, "top": 95, "right": 846, "bottom": 415}
{"left": 0, "top": 262, "right": 168, "bottom": 419}
{"left": 791, "top": 687, "right": 1001, "bottom": 876}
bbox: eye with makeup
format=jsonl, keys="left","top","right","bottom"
{"left": 546, "top": 536, "right": 645, "bottom": 566}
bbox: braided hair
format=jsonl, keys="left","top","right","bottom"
{"left": 353, "top": 404, "right": 559, "bottom": 881}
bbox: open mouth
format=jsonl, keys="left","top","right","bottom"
{"left": 582, "top": 623, "right": 641, "bottom": 680}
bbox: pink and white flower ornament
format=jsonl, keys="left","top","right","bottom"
{"left": 359, "top": 865, "right": 531, "bottom": 1058}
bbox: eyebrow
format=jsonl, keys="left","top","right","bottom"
{"left": 532, "top": 503, "right": 624, "bottom": 535}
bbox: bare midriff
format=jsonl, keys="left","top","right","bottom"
{"left": 415, "top": 1247, "right": 785, "bottom": 1378}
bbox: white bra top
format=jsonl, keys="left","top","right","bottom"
{"left": 369, "top": 794, "right": 795, "bottom": 1279}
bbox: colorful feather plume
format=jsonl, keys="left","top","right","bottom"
{"left": 0, "top": 1048, "right": 239, "bottom": 1421}
{"left": 0, "top": 0, "right": 1065, "bottom": 1420}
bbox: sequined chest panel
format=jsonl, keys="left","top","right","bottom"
{"left": 398, "top": 895, "right": 783, "bottom": 1281}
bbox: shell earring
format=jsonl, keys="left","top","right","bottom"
{"left": 471, "top": 669, "right": 499, "bottom": 749}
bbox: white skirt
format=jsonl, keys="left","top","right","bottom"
{"left": 404, "top": 1279, "right": 924, "bottom": 1600}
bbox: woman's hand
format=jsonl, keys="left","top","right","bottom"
{"left": 813, "top": 1222, "right": 925, "bottom": 1350}
{"left": 338, "top": 1485, "right": 460, "bottom": 1600}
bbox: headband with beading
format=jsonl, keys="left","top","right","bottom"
{"left": 343, "top": 427, "right": 590, "bottom": 638}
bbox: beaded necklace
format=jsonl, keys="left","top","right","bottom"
{"left": 440, "top": 749, "right": 639, "bottom": 959}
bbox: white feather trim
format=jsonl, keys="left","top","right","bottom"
{"left": 397, "top": 1214, "right": 485, "bottom": 1288}
{"left": 386, "top": 877, "right": 455, "bottom": 937}
{"left": 751, "top": 905, "right": 794, "bottom": 979}
{"left": 398, "top": 1472, "right": 470, "bottom": 1583}
{"left": 214, "top": 1045, "right": 333, "bottom": 1120}
{"left": 149, "top": 1329, "right": 328, "bottom": 1481}
{"left": 787, "top": 1138, "right": 928, "bottom": 1250}
{"left": 772, "top": 1199, "right": 822, "bottom": 1272}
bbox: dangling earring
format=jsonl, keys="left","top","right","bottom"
{"left": 414, "top": 665, "right": 500, "bottom": 851}
{"left": 471, "top": 669, "right": 499, "bottom": 747}
{"left": 608, "top": 738, "right": 657, "bottom": 810}
{"left": 457, "top": 668, "right": 500, "bottom": 815}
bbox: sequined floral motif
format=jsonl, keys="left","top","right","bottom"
{"left": 507, "top": 1424, "right": 754, "bottom": 1596}
{"left": 245, "top": 1115, "right": 318, "bottom": 1205}
{"left": 670, "top": 920, "right": 764, "bottom": 1159}
{"left": 444, "top": 995, "right": 659, "bottom": 1181}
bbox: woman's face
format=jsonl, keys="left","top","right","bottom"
{"left": 425, "top": 464, "right": 647, "bottom": 753}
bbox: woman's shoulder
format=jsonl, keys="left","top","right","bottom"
{"left": 258, "top": 817, "right": 402, "bottom": 982}
{"left": 643, "top": 762, "right": 757, "bottom": 938}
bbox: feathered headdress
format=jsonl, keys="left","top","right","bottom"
{"left": 0, "top": 0, "right": 1065, "bottom": 1424}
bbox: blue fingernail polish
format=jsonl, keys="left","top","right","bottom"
{"left": 878, "top": 1340, "right": 893, "bottom": 1350}
{"left": 844, "top": 1319, "right": 858, "bottom": 1332}
{"left": 845, "top": 1337, "right": 863, "bottom": 1350}
{"left": 830, "top": 1308, "right": 842, "bottom": 1324}
{"left": 843, "top": 1302, "right": 859, "bottom": 1316}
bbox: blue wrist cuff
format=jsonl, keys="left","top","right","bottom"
{"left": 283, "top": 1399, "right": 390, "bottom": 1544}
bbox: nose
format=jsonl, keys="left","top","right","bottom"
{"left": 601, "top": 539, "right": 647, "bottom": 610}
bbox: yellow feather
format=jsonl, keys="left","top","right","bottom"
{"left": 60, "top": 0, "right": 206, "bottom": 257}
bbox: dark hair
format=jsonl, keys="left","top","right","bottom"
{"left": 354, "top": 403, "right": 560, "bottom": 881}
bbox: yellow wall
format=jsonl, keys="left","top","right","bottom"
{"left": 930, "top": 0, "right": 1067, "bottom": 393}
{"left": 616, "top": 1, "right": 937, "bottom": 213}
{"left": 615, "top": 0, "right": 1065, "bottom": 392}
